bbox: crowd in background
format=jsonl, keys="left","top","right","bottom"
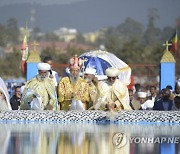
{"left": 0, "top": 55, "right": 180, "bottom": 111}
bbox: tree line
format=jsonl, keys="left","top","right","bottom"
{"left": 0, "top": 12, "right": 180, "bottom": 79}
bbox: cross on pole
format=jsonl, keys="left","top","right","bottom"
{"left": 31, "top": 41, "right": 39, "bottom": 52}
{"left": 163, "top": 41, "right": 172, "bottom": 51}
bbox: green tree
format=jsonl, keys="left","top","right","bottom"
{"left": 0, "top": 50, "right": 22, "bottom": 78}
{"left": 117, "top": 17, "right": 144, "bottom": 39}
{"left": 0, "top": 24, "right": 7, "bottom": 47}
{"left": 6, "top": 18, "right": 20, "bottom": 44}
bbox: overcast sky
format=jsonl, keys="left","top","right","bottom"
{"left": 0, "top": 0, "right": 179, "bottom": 32}
{"left": 0, "top": 0, "right": 87, "bottom": 6}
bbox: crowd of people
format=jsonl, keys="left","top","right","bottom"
{"left": 0, "top": 55, "right": 180, "bottom": 111}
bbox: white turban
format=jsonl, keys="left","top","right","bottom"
{"left": 84, "top": 68, "right": 96, "bottom": 75}
{"left": 105, "top": 67, "right": 120, "bottom": 77}
{"left": 137, "top": 92, "right": 147, "bottom": 98}
{"left": 37, "top": 63, "right": 51, "bottom": 71}
{"left": 95, "top": 75, "right": 108, "bottom": 81}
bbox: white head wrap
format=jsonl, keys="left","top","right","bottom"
{"left": 37, "top": 63, "right": 51, "bottom": 71}
{"left": 105, "top": 67, "right": 120, "bottom": 77}
{"left": 137, "top": 92, "right": 147, "bottom": 98}
{"left": 95, "top": 75, "right": 108, "bottom": 81}
{"left": 84, "top": 68, "right": 96, "bottom": 75}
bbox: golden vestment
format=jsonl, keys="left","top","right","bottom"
{"left": 87, "top": 82, "right": 98, "bottom": 109}
{"left": 20, "top": 76, "right": 58, "bottom": 110}
{"left": 95, "top": 79, "right": 132, "bottom": 111}
{"left": 57, "top": 77, "right": 90, "bottom": 110}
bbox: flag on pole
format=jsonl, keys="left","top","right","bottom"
{"left": 21, "top": 25, "right": 29, "bottom": 74}
{"left": 169, "top": 30, "right": 178, "bottom": 52}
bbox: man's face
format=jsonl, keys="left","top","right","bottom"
{"left": 15, "top": 87, "right": 21, "bottom": 99}
{"left": 162, "top": 89, "right": 171, "bottom": 101}
{"left": 38, "top": 70, "right": 48, "bottom": 80}
{"left": 70, "top": 68, "right": 80, "bottom": 77}
{"left": 107, "top": 76, "right": 116, "bottom": 84}
{"left": 84, "top": 74, "right": 94, "bottom": 83}
{"left": 138, "top": 97, "right": 146, "bottom": 104}
{"left": 150, "top": 87, "right": 156, "bottom": 95}
{"left": 129, "top": 91, "right": 134, "bottom": 101}
{"left": 45, "top": 60, "right": 53, "bottom": 68}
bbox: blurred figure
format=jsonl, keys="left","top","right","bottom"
{"left": 137, "top": 91, "right": 154, "bottom": 110}
{"left": 145, "top": 85, "right": 151, "bottom": 96}
{"left": 166, "top": 85, "right": 173, "bottom": 93}
{"left": 43, "top": 56, "right": 60, "bottom": 86}
{"left": 127, "top": 75, "right": 135, "bottom": 91}
{"left": 137, "top": 91, "right": 147, "bottom": 110}
{"left": 128, "top": 89, "right": 141, "bottom": 110}
{"left": 172, "top": 82, "right": 180, "bottom": 99}
{"left": 172, "top": 96, "right": 180, "bottom": 110}
{"left": 134, "top": 83, "right": 142, "bottom": 100}
{"left": 147, "top": 85, "right": 159, "bottom": 108}
{"left": 57, "top": 55, "right": 90, "bottom": 110}
{"left": 20, "top": 63, "right": 58, "bottom": 110}
{"left": 0, "top": 77, "right": 12, "bottom": 110}
{"left": 166, "top": 85, "right": 174, "bottom": 100}
{"left": 10, "top": 86, "right": 21, "bottom": 110}
{"left": 94, "top": 67, "right": 132, "bottom": 111}
{"left": 84, "top": 68, "right": 98, "bottom": 109}
{"left": 153, "top": 88, "right": 173, "bottom": 111}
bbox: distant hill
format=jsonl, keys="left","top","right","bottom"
{"left": 0, "top": 0, "right": 179, "bottom": 33}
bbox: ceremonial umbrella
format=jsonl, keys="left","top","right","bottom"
{"left": 79, "top": 50, "right": 131, "bottom": 85}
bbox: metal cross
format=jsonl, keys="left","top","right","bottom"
{"left": 163, "top": 41, "right": 172, "bottom": 51}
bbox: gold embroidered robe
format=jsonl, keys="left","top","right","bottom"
{"left": 20, "top": 76, "right": 58, "bottom": 110}
{"left": 57, "top": 77, "right": 90, "bottom": 110}
{"left": 87, "top": 82, "right": 98, "bottom": 109}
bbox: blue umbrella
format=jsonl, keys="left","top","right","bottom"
{"left": 79, "top": 50, "right": 131, "bottom": 84}
{"left": 80, "top": 55, "right": 111, "bottom": 75}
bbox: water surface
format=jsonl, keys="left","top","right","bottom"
{"left": 0, "top": 122, "right": 180, "bottom": 154}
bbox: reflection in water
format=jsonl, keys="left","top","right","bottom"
{"left": 0, "top": 122, "right": 180, "bottom": 154}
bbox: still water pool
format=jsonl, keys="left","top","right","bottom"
{"left": 0, "top": 122, "right": 180, "bottom": 154}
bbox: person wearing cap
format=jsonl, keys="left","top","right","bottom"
{"left": 0, "top": 77, "right": 12, "bottom": 111}
{"left": 137, "top": 91, "right": 156, "bottom": 110}
{"left": 20, "top": 62, "right": 58, "bottom": 110}
{"left": 137, "top": 91, "right": 148, "bottom": 110}
{"left": 57, "top": 55, "right": 90, "bottom": 110}
{"left": 93, "top": 67, "right": 132, "bottom": 111}
{"left": 128, "top": 89, "right": 141, "bottom": 110}
{"left": 84, "top": 67, "right": 99, "bottom": 109}
{"left": 43, "top": 56, "right": 60, "bottom": 86}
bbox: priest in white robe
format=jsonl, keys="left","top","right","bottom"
{"left": 94, "top": 67, "right": 132, "bottom": 111}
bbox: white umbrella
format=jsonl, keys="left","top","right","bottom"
{"left": 80, "top": 50, "right": 131, "bottom": 85}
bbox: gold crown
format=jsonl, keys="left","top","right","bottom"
{"left": 69, "top": 55, "right": 83, "bottom": 69}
